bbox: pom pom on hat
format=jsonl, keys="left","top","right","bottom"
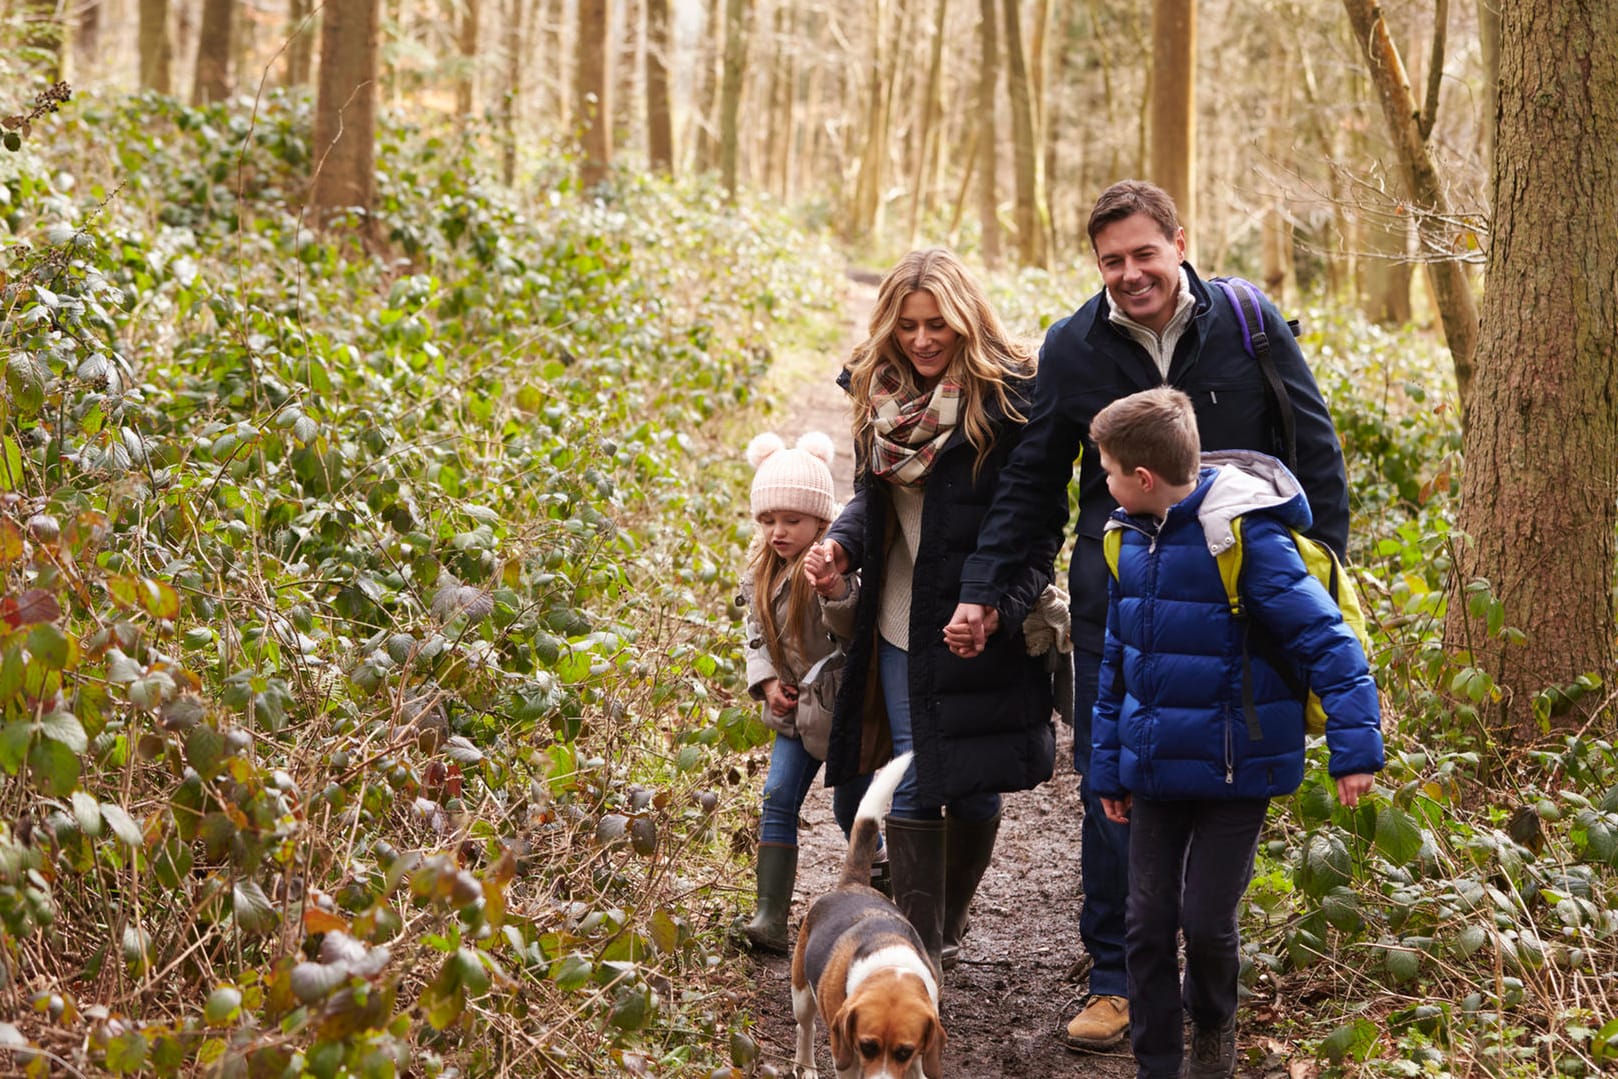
{"left": 748, "top": 431, "right": 838, "bottom": 522}
{"left": 745, "top": 432, "right": 785, "bottom": 470}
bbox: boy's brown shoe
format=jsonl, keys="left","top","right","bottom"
{"left": 1059, "top": 994, "right": 1130, "bottom": 1050}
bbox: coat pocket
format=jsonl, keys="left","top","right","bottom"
{"left": 795, "top": 649, "right": 845, "bottom": 761}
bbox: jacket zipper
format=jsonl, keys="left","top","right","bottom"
{"left": 1224, "top": 711, "right": 1235, "bottom": 784}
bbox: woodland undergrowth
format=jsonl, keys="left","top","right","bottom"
{"left": 0, "top": 84, "right": 1615, "bottom": 1079}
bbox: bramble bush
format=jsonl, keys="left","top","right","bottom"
{"left": 0, "top": 83, "right": 839, "bottom": 1077}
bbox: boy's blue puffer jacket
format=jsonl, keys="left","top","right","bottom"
{"left": 1090, "top": 451, "right": 1384, "bottom": 802}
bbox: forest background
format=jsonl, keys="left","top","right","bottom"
{"left": 0, "top": 0, "right": 1615, "bottom": 1076}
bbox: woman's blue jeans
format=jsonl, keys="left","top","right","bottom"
{"left": 760, "top": 731, "right": 869, "bottom": 846}
{"left": 878, "top": 639, "right": 1001, "bottom": 823}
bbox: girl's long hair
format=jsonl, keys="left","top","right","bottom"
{"left": 747, "top": 523, "right": 828, "bottom": 672}
{"left": 845, "top": 248, "right": 1036, "bottom": 476}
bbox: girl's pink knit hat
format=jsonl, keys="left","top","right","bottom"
{"left": 746, "top": 432, "right": 837, "bottom": 522}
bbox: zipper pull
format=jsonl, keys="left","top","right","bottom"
{"left": 1225, "top": 766, "right": 1234, "bottom": 784}
{"left": 1211, "top": 390, "right": 1219, "bottom": 404}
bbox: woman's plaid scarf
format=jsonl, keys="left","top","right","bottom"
{"left": 868, "top": 363, "right": 961, "bottom": 487}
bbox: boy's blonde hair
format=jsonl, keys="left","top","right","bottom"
{"left": 1089, "top": 386, "right": 1200, "bottom": 485}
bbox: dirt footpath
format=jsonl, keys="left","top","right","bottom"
{"left": 738, "top": 273, "right": 1136, "bottom": 1079}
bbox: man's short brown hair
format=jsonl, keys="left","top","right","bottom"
{"left": 1089, "top": 386, "right": 1200, "bottom": 485}
{"left": 1086, "top": 180, "right": 1181, "bottom": 249}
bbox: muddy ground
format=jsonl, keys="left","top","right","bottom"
{"left": 735, "top": 273, "right": 1304, "bottom": 1079}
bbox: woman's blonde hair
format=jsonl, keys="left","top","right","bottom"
{"left": 747, "top": 524, "right": 827, "bottom": 672}
{"left": 845, "top": 248, "right": 1036, "bottom": 475}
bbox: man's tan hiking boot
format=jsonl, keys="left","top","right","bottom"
{"left": 1060, "top": 994, "right": 1130, "bottom": 1051}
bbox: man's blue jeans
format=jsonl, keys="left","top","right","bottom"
{"left": 1074, "top": 648, "right": 1129, "bottom": 998}
{"left": 760, "top": 731, "right": 868, "bottom": 846}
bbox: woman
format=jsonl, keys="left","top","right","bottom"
{"left": 804, "top": 247, "right": 1057, "bottom": 972}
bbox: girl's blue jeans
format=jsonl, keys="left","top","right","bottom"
{"left": 760, "top": 731, "right": 869, "bottom": 846}
{"left": 878, "top": 639, "right": 1002, "bottom": 823}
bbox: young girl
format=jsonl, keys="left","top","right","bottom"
{"left": 738, "top": 431, "right": 872, "bottom": 954}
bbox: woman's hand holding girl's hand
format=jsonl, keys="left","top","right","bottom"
{"left": 803, "top": 541, "right": 849, "bottom": 596}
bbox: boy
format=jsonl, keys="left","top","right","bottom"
{"left": 1086, "top": 387, "right": 1382, "bottom": 1079}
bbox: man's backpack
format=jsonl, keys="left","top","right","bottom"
{"left": 1101, "top": 519, "right": 1369, "bottom": 739}
{"left": 1209, "top": 276, "right": 1301, "bottom": 472}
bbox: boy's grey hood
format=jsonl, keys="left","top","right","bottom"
{"left": 1197, "top": 450, "right": 1312, "bottom": 555}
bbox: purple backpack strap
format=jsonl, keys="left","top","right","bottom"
{"left": 1210, "top": 276, "right": 1297, "bottom": 471}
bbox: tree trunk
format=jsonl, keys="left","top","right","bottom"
{"left": 75, "top": 0, "right": 101, "bottom": 76}
{"left": 694, "top": 0, "right": 723, "bottom": 172}
{"left": 499, "top": 0, "right": 527, "bottom": 185}
{"left": 309, "top": 0, "right": 380, "bottom": 226}
{"left": 1449, "top": 0, "right": 1618, "bottom": 736}
{"left": 1148, "top": 0, "right": 1194, "bottom": 260}
{"left": 1003, "top": 0, "right": 1048, "bottom": 268}
{"left": 976, "top": 0, "right": 1000, "bottom": 266}
{"left": 575, "top": 0, "right": 611, "bottom": 190}
{"left": 1296, "top": 25, "right": 1352, "bottom": 301}
{"left": 1476, "top": 0, "right": 1500, "bottom": 170}
{"left": 455, "top": 0, "right": 480, "bottom": 117}
{"left": 140, "top": 0, "right": 174, "bottom": 92}
{"left": 286, "top": 0, "right": 315, "bottom": 87}
{"left": 1342, "top": 0, "right": 1479, "bottom": 424}
{"left": 540, "top": 0, "right": 564, "bottom": 126}
{"left": 717, "top": 0, "right": 750, "bottom": 199}
{"left": 1261, "top": 34, "right": 1295, "bottom": 300}
{"left": 852, "top": 0, "right": 907, "bottom": 234}
{"left": 192, "top": 0, "right": 233, "bottom": 104}
{"left": 615, "top": 0, "right": 642, "bottom": 151}
{"left": 906, "top": 0, "right": 948, "bottom": 243}
{"left": 645, "top": 0, "right": 674, "bottom": 173}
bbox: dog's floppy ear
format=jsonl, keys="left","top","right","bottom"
{"left": 921, "top": 1012, "right": 946, "bottom": 1078}
{"left": 829, "top": 1003, "right": 859, "bottom": 1072}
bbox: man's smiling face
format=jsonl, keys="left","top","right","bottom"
{"left": 1094, "top": 211, "right": 1187, "bottom": 335}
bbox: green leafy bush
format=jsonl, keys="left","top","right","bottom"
{"left": 0, "top": 85, "right": 837, "bottom": 1076}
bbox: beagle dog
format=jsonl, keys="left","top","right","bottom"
{"left": 791, "top": 752, "right": 945, "bottom": 1078}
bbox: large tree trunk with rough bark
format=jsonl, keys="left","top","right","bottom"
{"left": 1149, "top": 0, "right": 1194, "bottom": 258}
{"left": 1342, "top": 0, "right": 1479, "bottom": 424}
{"left": 1003, "top": 0, "right": 1048, "bottom": 268}
{"left": 575, "top": 0, "right": 611, "bottom": 190}
{"left": 140, "top": 0, "right": 173, "bottom": 92}
{"left": 1449, "top": 0, "right": 1618, "bottom": 737}
{"left": 645, "top": 0, "right": 674, "bottom": 174}
{"left": 309, "top": 0, "right": 380, "bottom": 225}
{"left": 192, "top": 0, "right": 234, "bottom": 104}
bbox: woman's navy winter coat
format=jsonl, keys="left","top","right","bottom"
{"left": 824, "top": 373, "right": 1056, "bottom": 806}
{"left": 1090, "top": 455, "right": 1383, "bottom": 802}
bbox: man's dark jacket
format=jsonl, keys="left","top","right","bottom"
{"left": 958, "top": 262, "right": 1350, "bottom": 655}
{"left": 824, "top": 372, "right": 1055, "bottom": 804}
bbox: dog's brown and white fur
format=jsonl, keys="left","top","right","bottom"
{"left": 791, "top": 752, "right": 945, "bottom": 1078}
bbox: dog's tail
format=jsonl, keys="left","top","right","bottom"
{"left": 840, "top": 751, "right": 913, "bottom": 888}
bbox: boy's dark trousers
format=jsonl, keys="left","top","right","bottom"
{"left": 1124, "top": 795, "right": 1270, "bottom": 1079}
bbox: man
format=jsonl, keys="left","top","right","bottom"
{"left": 943, "top": 180, "right": 1349, "bottom": 1052}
